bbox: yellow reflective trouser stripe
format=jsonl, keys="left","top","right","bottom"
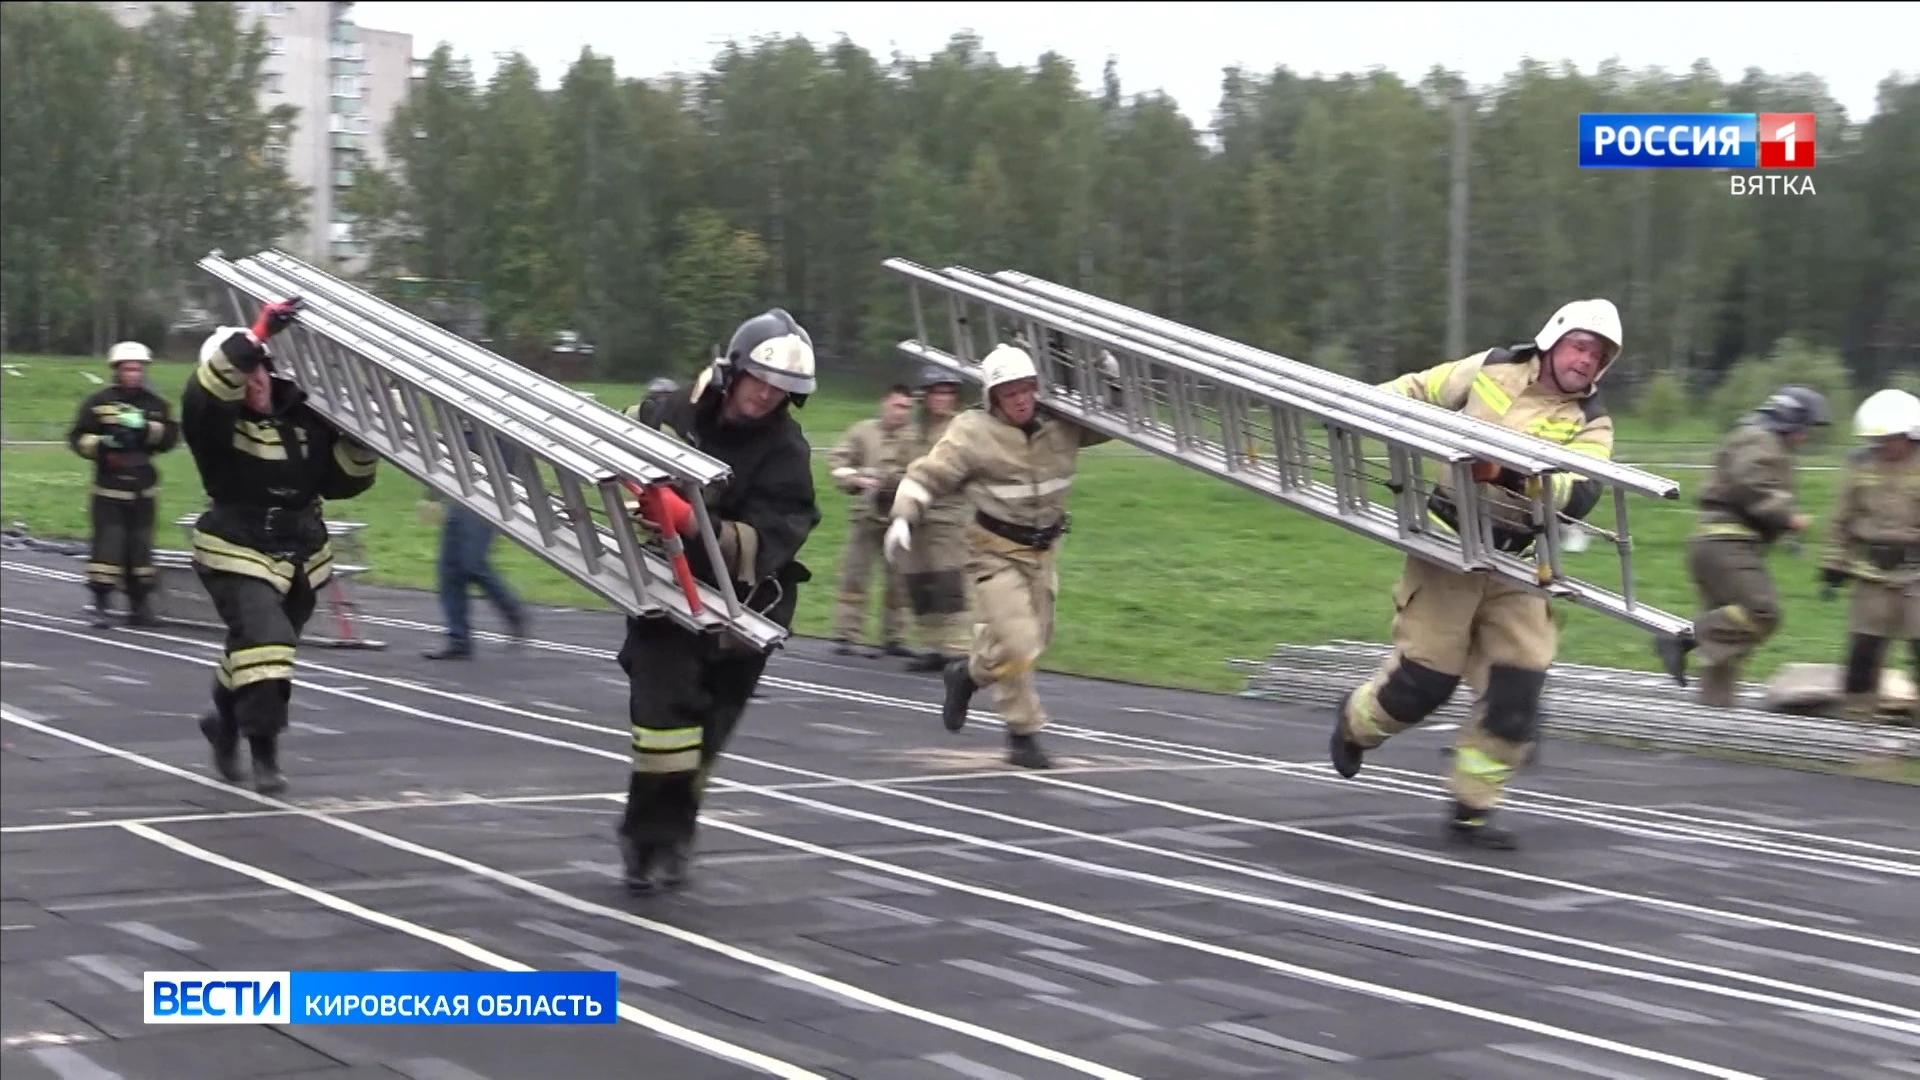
{"left": 1471, "top": 373, "right": 1513, "bottom": 415}
{"left": 632, "top": 725, "right": 702, "bottom": 774}
{"left": 193, "top": 532, "right": 295, "bottom": 593}
{"left": 1717, "top": 604, "right": 1754, "bottom": 631}
{"left": 1454, "top": 745, "right": 1513, "bottom": 787}
{"left": 224, "top": 645, "right": 297, "bottom": 689}
{"left": 87, "top": 562, "right": 122, "bottom": 581}
{"left": 1694, "top": 522, "right": 1758, "bottom": 540}
{"left": 1349, "top": 690, "right": 1386, "bottom": 742}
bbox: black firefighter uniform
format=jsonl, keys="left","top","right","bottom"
{"left": 616, "top": 309, "right": 822, "bottom": 893}
{"left": 1333, "top": 301, "right": 1620, "bottom": 845}
{"left": 181, "top": 320, "right": 381, "bottom": 791}
{"left": 68, "top": 374, "right": 179, "bottom": 618}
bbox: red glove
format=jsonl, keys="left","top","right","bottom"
{"left": 1470, "top": 460, "right": 1503, "bottom": 484}
{"left": 641, "top": 486, "right": 696, "bottom": 537}
{"left": 251, "top": 296, "right": 304, "bottom": 341}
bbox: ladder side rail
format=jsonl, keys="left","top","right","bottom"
{"left": 249, "top": 251, "right": 732, "bottom": 487}
{"left": 886, "top": 260, "right": 1556, "bottom": 478}
{"left": 203, "top": 255, "right": 785, "bottom": 651}
{"left": 990, "top": 268, "right": 1679, "bottom": 501}
{"left": 929, "top": 263, "right": 1566, "bottom": 481}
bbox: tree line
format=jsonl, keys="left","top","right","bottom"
{"left": 4, "top": 1, "right": 1916, "bottom": 408}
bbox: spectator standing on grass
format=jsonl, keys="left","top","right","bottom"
{"left": 421, "top": 419, "right": 530, "bottom": 660}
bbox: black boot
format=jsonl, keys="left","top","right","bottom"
{"left": 422, "top": 642, "right": 472, "bottom": 661}
{"left": 1654, "top": 633, "right": 1694, "bottom": 688}
{"left": 832, "top": 637, "right": 862, "bottom": 656}
{"left": 651, "top": 838, "right": 692, "bottom": 892}
{"left": 127, "top": 587, "right": 160, "bottom": 628}
{"left": 1007, "top": 732, "right": 1053, "bottom": 770}
{"left": 1446, "top": 802, "right": 1518, "bottom": 851}
{"left": 1329, "top": 691, "right": 1366, "bottom": 779}
{"left": 941, "top": 658, "right": 977, "bottom": 732}
{"left": 882, "top": 640, "right": 914, "bottom": 659}
{"left": 616, "top": 828, "right": 659, "bottom": 894}
{"left": 906, "top": 650, "right": 948, "bottom": 673}
{"left": 248, "top": 735, "right": 287, "bottom": 796}
{"left": 198, "top": 711, "right": 243, "bottom": 783}
{"left": 88, "top": 588, "right": 114, "bottom": 629}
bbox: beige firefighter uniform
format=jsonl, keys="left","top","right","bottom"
{"left": 1687, "top": 423, "right": 1802, "bottom": 704}
{"left": 890, "top": 406, "right": 1110, "bottom": 736}
{"left": 1822, "top": 446, "right": 1920, "bottom": 720}
{"left": 1337, "top": 342, "right": 1616, "bottom": 816}
{"left": 828, "top": 415, "right": 921, "bottom": 647}
{"left": 899, "top": 405, "right": 974, "bottom": 659}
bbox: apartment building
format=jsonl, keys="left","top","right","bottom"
{"left": 100, "top": 1, "right": 413, "bottom": 272}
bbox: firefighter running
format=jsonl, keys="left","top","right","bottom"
{"left": 885, "top": 341, "right": 1120, "bottom": 770}
{"left": 827, "top": 384, "right": 920, "bottom": 657}
{"left": 1820, "top": 388, "right": 1920, "bottom": 723}
{"left": 1658, "top": 386, "right": 1830, "bottom": 706}
{"left": 898, "top": 366, "right": 975, "bottom": 673}
{"left": 182, "top": 299, "right": 384, "bottom": 794}
{"left": 1329, "top": 300, "right": 1622, "bottom": 850}
{"left": 615, "top": 308, "right": 822, "bottom": 894}
{"left": 68, "top": 341, "right": 180, "bottom": 627}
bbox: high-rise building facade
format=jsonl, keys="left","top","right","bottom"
{"left": 100, "top": 1, "right": 413, "bottom": 271}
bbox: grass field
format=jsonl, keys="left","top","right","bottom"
{"left": 1, "top": 352, "right": 1862, "bottom": 694}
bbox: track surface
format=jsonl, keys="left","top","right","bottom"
{"left": 3, "top": 552, "right": 1918, "bottom": 1080}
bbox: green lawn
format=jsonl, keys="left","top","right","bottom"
{"left": 2, "top": 352, "right": 1859, "bottom": 693}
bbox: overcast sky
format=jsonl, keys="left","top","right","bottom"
{"left": 351, "top": 1, "right": 1914, "bottom": 127}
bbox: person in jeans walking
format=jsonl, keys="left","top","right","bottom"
{"left": 422, "top": 449, "right": 530, "bottom": 659}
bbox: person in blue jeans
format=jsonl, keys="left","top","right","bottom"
{"left": 424, "top": 496, "right": 529, "bottom": 660}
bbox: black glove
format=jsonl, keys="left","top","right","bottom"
{"left": 250, "top": 296, "right": 304, "bottom": 340}
{"left": 218, "top": 330, "right": 271, "bottom": 375}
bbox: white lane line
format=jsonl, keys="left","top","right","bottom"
{"left": 2, "top": 793, "right": 622, "bottom": 834}
{"left": 117, "top": 822, "right": 823, "bottom": 1080}
{"left": 329, "top": 604, "right": 1918, "bottom": 861}
{"left": 7, "top": 616, "right": 1909, "bottom": 1031}
{"left": 7, "top": 609, "right": 1914, "bottom": 977}
{"left": 0, "top": 704, "right": 1142, "bottom": 1080}
{"left": 689, "top": 812, "right": 1770, "bottom": 1080}
{"left": 705, "top": 755, "right": 1920, "bottom": 1026}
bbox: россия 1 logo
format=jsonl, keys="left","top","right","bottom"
{"left": 1578, "top": 112, "right": 1816, "bottom": 194}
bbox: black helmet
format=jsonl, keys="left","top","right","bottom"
{"left": 716, "top": 308, "right": 815, "bottom": 406}
{"left": 1756, "top": 385, "right": 1831, "bottom": 433}
{"left": 919, "top": 364, "right": 961, "bottom": 390}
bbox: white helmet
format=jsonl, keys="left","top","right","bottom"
{"left": 1853, "top": 387, "right": 1920, "bottom": 441}
{"left": 980, "top": 343, "right": 1038, "bottom": 391}
{"left": 1535, "top": 299, "right": 1623, "bottom": 359}
{"left": 107, "top": 341, "right": 152, "bottom": 367}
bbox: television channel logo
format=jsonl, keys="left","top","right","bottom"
{"left": 1578, "top": 113, "right": 1815, "bottom": 169}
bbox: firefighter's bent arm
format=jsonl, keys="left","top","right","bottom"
{"left": 719, "top": 436, "right": 820, "bottom": 586}
{"left": 1728, "top": 436, "right": 1798, "bottom": 536}
{"left": 316, "top": 426, "right": 380, "bottom": 501}
{"left": 1377, "top": 356, "right": 1477, "bottom": 411}
{"left": 827, "top": 422, "right": 874, "bottom": 495}
{"left": 1558, "top": 411, "right": 1616, "bottom": 520}
{"left": 68, "top": 392, "right": 107, "bottom": 460}
{"left": 891, "top": 416, "right": 978, "bottom": 527}
{"left": 144, "top": 394, "right": 181, "bottom": 453}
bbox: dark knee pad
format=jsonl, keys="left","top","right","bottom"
{"left": 231, "top": 681, "right": 290, "bottom": 741}
{"left": 1483, "top": 665, "right": 1548, "bottom": 743}
{"left": 1844, "top": 635, "right": 1890, "bottom": 695}
{"left": 905, "top": 570, "right": 966, "bottom": 616}
{"left": 1375, "top": 658, "right": 1461, "bottom": 726}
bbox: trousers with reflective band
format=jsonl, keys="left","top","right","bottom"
{"left": 196, "top": 561, "right": 320, "bottom": 740}
{"left": 87, "top": 493, "right": 157, "bottom": 596}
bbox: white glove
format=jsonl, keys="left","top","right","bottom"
{"left": 883, "top": 517, "right": 913, "bottom": 566}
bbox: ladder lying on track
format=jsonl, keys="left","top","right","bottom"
{"left": 198, "top": 249, "right": 789, "bottom": 654}
{"left": 883, "top": 259, "right": 1693, "bottom": 642}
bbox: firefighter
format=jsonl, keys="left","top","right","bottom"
{"left": 181, "top": 299, "right": 384, "bottom": 794}
{"left": 615, "top": 308, "right": 821, "bottom": 893}
{"left": 899, "top": 365, "right": 974, "bottom": 673}
{"left": 69, "top": 342, "right": 180, "bottom": 627}
{"left": 1329, "top": 300, "right": 1623, "bottom": 850}
{"left": 827, "top": 384, "right": 920, "bottom": 656}
{"left": 1819, "top": 387, "right": 1920, "bottom": 723}
{"left": 884, "top": 341, "right": 1120, "bottom": 770}
{"left": 1658, "top": 386, "right": 1830, "bottom": 707}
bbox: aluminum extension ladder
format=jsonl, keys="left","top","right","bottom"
{"left": 199, "top": 249, "right": 789, "bottom": 653}
{"left": 883, "top": 259, "right": 1693, "bottom": 642}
